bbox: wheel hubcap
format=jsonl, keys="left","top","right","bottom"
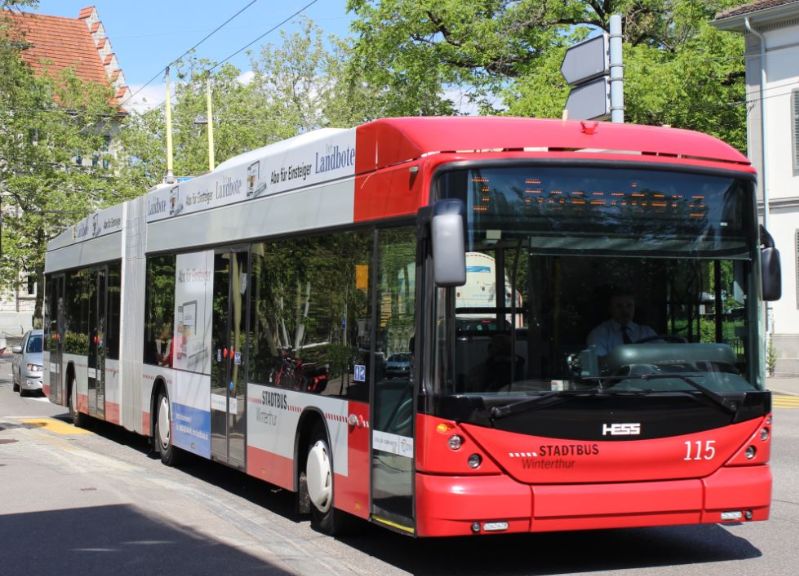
{"left": 306, "top": 440, "right": 332, "bottom": 512}
{"left": 158, "top": 397, "right": 171, "bottom": 450}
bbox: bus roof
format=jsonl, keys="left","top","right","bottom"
{"left": 355, "top": 117, "right": 752, "bottom": 172}
{"left": 46, "top": 116, "right": 752, "bottom": 256}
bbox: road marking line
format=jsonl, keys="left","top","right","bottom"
{"left": 773, "top": 396, "right": 799, "bottom": 408}
{"left": 19, "top": 418, "right": 90, "bottom": 435}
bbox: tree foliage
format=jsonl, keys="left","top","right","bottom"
{"left": 346, "top": 0, "right": 748, "bottom": 148}
{"left": 117, "top": 18, "right": 357, "bottom": 190}
{"left": 0, "top": 5, "right": 121, "bottom": 318}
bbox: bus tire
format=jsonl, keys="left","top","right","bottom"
{"left": 306, "top": 422, "right": 354, "bottom": 536}
{"left": 155, "top": 390, "right": 179, "bottom": 466}
{"left": 69, "top": 379, "right": 85, "bottom": 428}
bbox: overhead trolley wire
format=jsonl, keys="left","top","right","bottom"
{"left": 208, "top": 0, "right": 320, "bottom": 73}
{"left": 118, "top": 0, "right": 261, "bottom": 110}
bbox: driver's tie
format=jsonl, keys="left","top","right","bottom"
{"left": 621, "top": 325, "right": 632, "bottom": 344}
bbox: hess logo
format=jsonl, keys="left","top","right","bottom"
{"left": 602, "top": 423, "right": 641, "bottom": 436}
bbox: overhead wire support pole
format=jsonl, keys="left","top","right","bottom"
{"left": 609, "top": 15, "right": 624, "bottom": 123}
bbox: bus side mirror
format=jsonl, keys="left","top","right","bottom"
{"left": 431, "top": 199, "right": 466, "bottom": 287}
{"left": 760, "top": 225, "right": 781, "bottom": 302}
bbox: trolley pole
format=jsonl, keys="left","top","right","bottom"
{"left": 206, "top": 76, "right": 215, "bottom": 172}
{"left": 164, "top": 66, "right": 175, "bottom": 184}
{"left": 609, "top": 14, "right": 624, "bottom": 123}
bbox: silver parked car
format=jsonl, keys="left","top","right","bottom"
{"left": 12, "top": 329, "right": 43, "bottom": 396}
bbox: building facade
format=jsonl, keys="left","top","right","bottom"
{"left": 715, "top": 0, "right": 799, "bottom": 375}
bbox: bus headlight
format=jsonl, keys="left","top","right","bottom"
{"left": 745, "top": 445, "right": 757, "bottom": 459}
{"left": 448, "top": 435, "right": 463, "bottom": 450}
{"left": 467, "top": 453, "right": 482, "bottom": 469}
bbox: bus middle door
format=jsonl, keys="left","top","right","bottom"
{"left": 210, "top": 249, "right": 248, "bottom": 470}
{"left": 88, "top": 267, "right": 106, "bottom": 419}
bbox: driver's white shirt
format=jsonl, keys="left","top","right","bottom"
{"left": 586, "top": 320, "right": 657, "bottom": 357}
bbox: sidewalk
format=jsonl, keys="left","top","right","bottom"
{"left": 767, "top": 376, "right": 799, "bottom": 396}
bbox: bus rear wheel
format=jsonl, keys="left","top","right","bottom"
{"left": 305, "top": 422, "right": 353, "bottom": 536}
{"left": 155, "top": 390, "right": 179, "bottom": 466}
{"left": 69, "top": 381, "right": 85, "bottom": 427}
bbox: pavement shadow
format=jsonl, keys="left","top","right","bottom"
{"left": 0, "top": 504, "right": 293, "bottom": 576}
{"left": 338, "top": 522, "right": 762, "bottom": 575}
{"left": 55, "top": 418, "right": 764, "bottom": 576}
{"left": 62, "top": 417, "right": 303, "bottom": 524}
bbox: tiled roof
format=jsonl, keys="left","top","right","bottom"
{"left": 4, "top": 7, "right": 129, "bottom": 109}
{"left": 716, "top": 0, "right": 799, "bottom": 20}
{"left": 6, "top": 11, "right": 107, "bottom": 83}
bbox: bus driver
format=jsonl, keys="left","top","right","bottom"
{"left": 587, "top": 289, "right": 656, "bottom": 357}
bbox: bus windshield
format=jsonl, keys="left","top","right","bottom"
{"left": 434, "top": 164, "right": 760, "bottom": 401}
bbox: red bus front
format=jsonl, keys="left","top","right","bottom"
{"left": 373, "top": 160, "right": 772, "bottom": 537}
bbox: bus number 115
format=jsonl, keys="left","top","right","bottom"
{"left": 684, "top": 440, "right": 716, "bottom": 461}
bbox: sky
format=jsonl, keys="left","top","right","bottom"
{"left": 31, "top": 1, "right": 354, "bottom": 112}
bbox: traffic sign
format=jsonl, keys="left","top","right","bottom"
{"left": 564, "top": 76, "right": 610, "bottom": 121}
{"left": 560, "top": 33, "right": 609, "bottom": 85}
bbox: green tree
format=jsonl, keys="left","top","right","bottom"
{"left": 117, "top": 18, "right": 358, "bottom": 191}
{"left": 1, "top": 5, "right": 122, "bottom": 321}
{"left": 347, "top": 0, "right": 747, "bottom": 148}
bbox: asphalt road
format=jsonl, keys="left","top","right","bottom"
{"left": 1, "top": 356, "right": 798, "bottom": 576}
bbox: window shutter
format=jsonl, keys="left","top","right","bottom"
{"left": 794, "top": 91, "right": 799, "bottom": 174}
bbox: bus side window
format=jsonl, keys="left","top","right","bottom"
{"left": 248, "top": 231, "right": 372, "bottom": 400}
{"left": 143, "top": 255, "right": 176, "bottom": 366}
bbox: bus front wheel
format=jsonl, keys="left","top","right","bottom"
{"left": 305, "top": 422, "right": 352, "bottom": 535}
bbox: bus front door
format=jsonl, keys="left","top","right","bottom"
{"left": 46, "top": 275, "right": 65, "bottom": 405}
{"left": 210, "top": 250, "right": 248, "bottom": 470}
{"left": 370, "top": 228, "right": 417, "bottom": 534}
{"left": 87, "top": 268, "right": 106, "bottom": 419}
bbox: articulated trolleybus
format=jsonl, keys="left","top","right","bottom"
{"left": 44, "top": 117, "right": 782, "bottom": 537}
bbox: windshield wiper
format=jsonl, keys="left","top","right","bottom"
{"left": 490, "top": 390, "right": 599, "bottom": 422}
{"left": 606, "top": 373, "right": 739, "bottom": 414}
{"left": 489, "top": 373, "right": 739, "bottom": 423}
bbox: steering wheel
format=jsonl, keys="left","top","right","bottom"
{"left": 634, "top": 334, "right": 688, "bottom": 344}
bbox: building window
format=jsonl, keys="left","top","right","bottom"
{"left": 26, "top": 274, "right": 36, "bottom": 296}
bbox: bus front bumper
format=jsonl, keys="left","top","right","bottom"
{"left": 415, "top": 465, "right": 771, "bottom": 537}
